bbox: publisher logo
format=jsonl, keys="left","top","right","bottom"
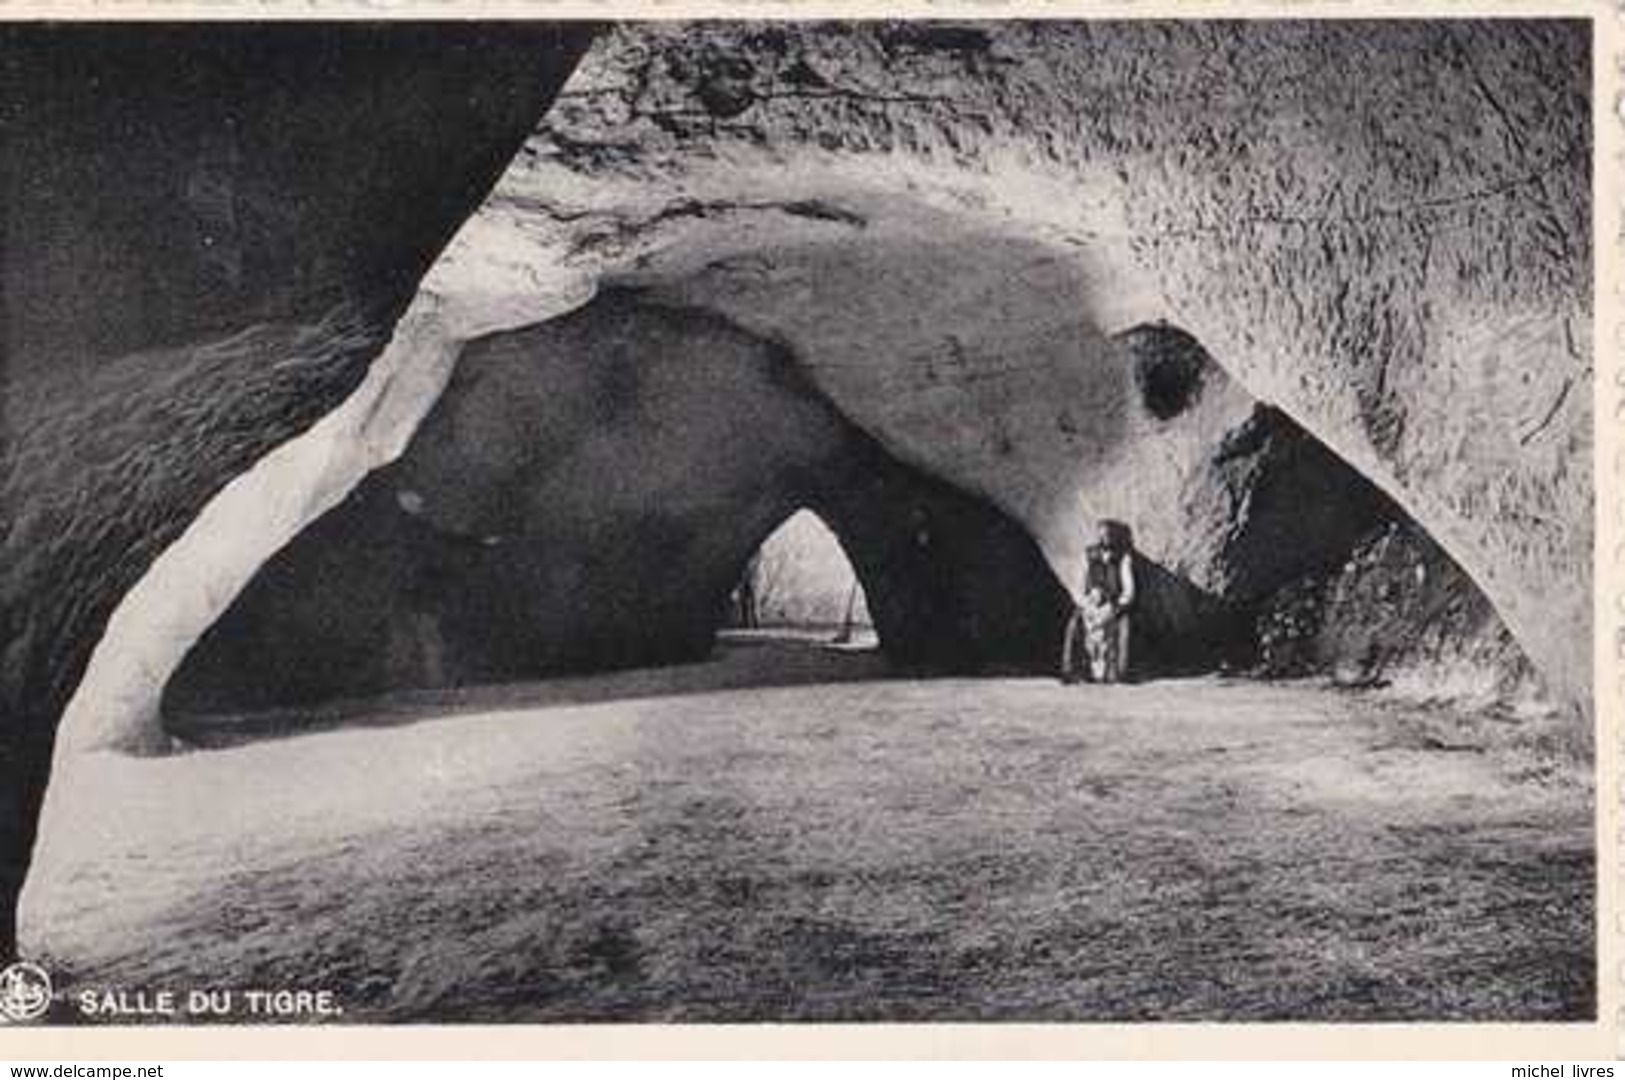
{"left": 0, "top": 961, "right": 53, "bottom": 1022}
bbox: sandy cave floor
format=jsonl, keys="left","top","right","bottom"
{"left": 21, "top": 637, "right": 1593, "bottom": 1023}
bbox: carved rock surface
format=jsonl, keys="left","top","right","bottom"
{"left": 1256, "top": 521, "right": 1541, "bottom": 702}
{"left": 165, "top": 294, "right": 1079, "bottom": 718}
{"left": 4, "top": 20, "right": 1589, "bottom": 962}
{"left": 0, "top": 24, "right": 592, "bottom": 953}
{"left": 437, "top": 20, "right": 1590, "bottom": 715}
{"left": 166, "top": 295, "right": 1451, "bottom": 718}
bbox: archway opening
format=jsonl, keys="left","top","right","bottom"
{"left": 727, "top": 509, "right": 876, "bottom": 649}
{"left": 143, "top": 288, "right": 1089, "bottom": 743}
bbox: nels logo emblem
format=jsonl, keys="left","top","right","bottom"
{"left": 0, "top": 961, "right": 52, "bottom": 1022}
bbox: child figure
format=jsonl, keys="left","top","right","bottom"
{"left": 1077, "top": 582, "right": 1117, "bottom": 683}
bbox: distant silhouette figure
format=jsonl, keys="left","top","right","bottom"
{"left": 832, "top": 578, "right": 861, "bottom": 645}
{"left": 734, "top": 553, "right": 761, "bottom": 629}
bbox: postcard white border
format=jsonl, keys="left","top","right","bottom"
{"left": 0, "top": 0, "right": 1615, "bottom": 1060}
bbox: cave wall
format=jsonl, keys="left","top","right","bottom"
{"left": 807, "top": 440, "right": 1074, "bottom": 674}
{"left": 163, "top": 294, "right": 850, "bottom": 712}
{"left": 1, "top": 23, "right": 593, "bottom": 956}
{"left": 165, "top": 294, "right": 1086, "bottom": 719}
{"left": 2, "top": 23, "right": 593, "bottom": 375}
{"left": 165, "top": 293, "right": 1449, "bottom": 719}
{"left": 5, "top": 19, "right": 1588, "bottom": 959}
{"left": 438, "top": 20, "right": 1591, "bottom": 716}
{"left": 1257, "top": 520, "right": 1543, "bottom": 703}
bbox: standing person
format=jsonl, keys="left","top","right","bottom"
{"left": 1059, "top": 519, "right": 1137, "bottom": 683}
{"left": 1098, "top": 520, "right": 1136, "bottom": 681}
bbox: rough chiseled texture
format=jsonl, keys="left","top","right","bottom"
{"left": 0, "top": 24, "right": 593, "bottom": 957}
{"left": 437, "top": 20, "right": 1590, "bottom": 717}
{"left": 1256, "top": 521, "right": 1542, "bottom": 703}
{"left": 2, "top": 20, "right": 1589, "bottom": 966}
{"left": 164, "top": 294, "right": 1429, "bottom": 720}
{"left": 164, "top": 294, "right": 1079, "bottom": 719}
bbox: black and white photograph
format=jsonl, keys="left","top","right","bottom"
{"left": 0, "top": 13, "right": 1605, "bottom": 1043}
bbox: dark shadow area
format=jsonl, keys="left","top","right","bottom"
{"left": 3, "top": 23, "right": 597, "bottom": 374}
{"left": 0, "top": 21, "right": 594, "bottom": 960}
{"left": 156, "top": 300, "right": 1387, "bottom": 738}
{"left": 1120, "top": 321, "right": 1212, "bottom": 422}
{"left": 1207, "top": 403, "right": 1401, "bottom": 605}
{"left": 1126, "top": 555, "right": 1241, "bottom": 676}
{"left": 163, "top": 294, "right": 849, "bottom": 717}
{"left": 806, "top": 443, "right": 1074, "bottom": 675}
{"left": 167, "top": 631, "right": 892, "bottom": 750}
{"left": 161, "top": 293, "right": 1097, "bottom": 728}
{"left": 156, "top": 294, "right": 1529, "bottom": 746}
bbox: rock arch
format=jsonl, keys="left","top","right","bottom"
{"left": 1, "top": 23, "right": 595, "bottom": 957}
{"left": 3, "top": 20, "right": 1592, "bottom": 963}
{"left": 162, "top": 293, "right": 1408, "bottom": 719}
{"left": 160, "top": 291, "right": 1080, "bottom": 720}
{"left": 439, "top": 19, "right": 1589, "bottom": 718}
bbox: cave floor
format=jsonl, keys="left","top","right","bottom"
{"left": 23, "top": 640, "right": 1593, "bottom": 1023}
